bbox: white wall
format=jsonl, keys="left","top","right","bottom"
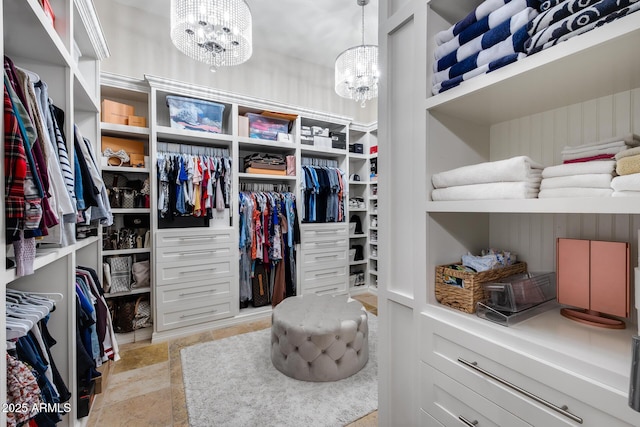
{"left": 95, "top": 2, "right": 377, "bottom": 123}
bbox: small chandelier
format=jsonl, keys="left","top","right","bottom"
{"left": 335, "top": 0, "right": 379, "bottom": 108}
{"left": 170, "top": 0, "right": 252, "bottom": 72}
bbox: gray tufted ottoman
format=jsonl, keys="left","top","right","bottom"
{"left": 270, "top": 294, "right": 369, "bottom": 382}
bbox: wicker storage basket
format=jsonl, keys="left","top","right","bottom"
{"left": 435, "top": 262, "right": 527, "bottom": 313}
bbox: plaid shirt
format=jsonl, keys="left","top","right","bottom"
{"left": 4, "top": 83, "right": 27, "bottom": 219}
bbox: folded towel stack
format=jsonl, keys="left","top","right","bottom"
{"left": 431, "top": 156, "right": 544, "bottom": 201}
{"left": 539, "top": 159, "right": 615, "bottom": 198}
{"left": 560, "top": 134, "right": 640, "bottom": 163}
{"left": 526, "top": 0, "right": 640, "bottom": 56}
{"left": 612, "top": 146, "right": 640, "bottom": 196}
{"left": 432, "top": 0, "right": 539, "bottom": 94}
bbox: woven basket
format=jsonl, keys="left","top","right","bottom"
{"left": 435, "top": 262, "right": 527, "bottom": 313}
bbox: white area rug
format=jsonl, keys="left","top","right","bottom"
{"left": 181, "top": 313, "right": 378, "bottom": 427}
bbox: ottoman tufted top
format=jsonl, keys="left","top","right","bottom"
{"left": 271, "top": 294, "right": 369, "bottom": 382}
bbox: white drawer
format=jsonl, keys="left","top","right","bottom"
{"left": 301, "top": 237, "right": 349, "bottom": 251}
{"left": 301, "top": 275, "right": 348, "bottom": 295}
{"left": 156, "top": 243, "right": 233, "bottom": 263}
{"left": 421, "top": 362, "right": 531, "bottom": 427}
{"left": 156, "top": 257, "right": 232, "bottom": 286}
{"left": 155, "top": 228, "right": 233, "bottom": 248}
{"left": 420, "top": 409, "right": 444, "bottom": 427}
{"left": 156, "top": 277, "right": 231, "bottom": 306}
{"left": 422, "top": 312, "right": 635, "bottom": 427}
{"left": 301, "top": 263, "right": 348, "bottom": 284}
{"left": 156, "top": 299, "right": 232, "bottom": 332}
{"left": 301, "top": 224, "right": 348, "bottom": 242}
{"left": 300, "top": 248, "right": 348, "bottom": 267}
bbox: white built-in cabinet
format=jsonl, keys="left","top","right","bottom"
{"left": 98, "top": 74, "right": 378, "bottom": 341}
{"left": 379, "top": 0, "right": 640, "bottom": 426}
{"left": 2, "top": 0, "right": 108, "bottom": 425}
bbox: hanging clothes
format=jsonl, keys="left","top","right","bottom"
{"left": 239, "top": 191, "right": 298, "bottom": 308}
{"left": 157, "top": 145, "right": 231, "bottom": 226}
{"left": 300, "top": 164, "right": 345, "bottom": 223}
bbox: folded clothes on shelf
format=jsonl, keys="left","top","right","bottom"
{"left": 541, "top": 160, "right": 616, "bottom": 178}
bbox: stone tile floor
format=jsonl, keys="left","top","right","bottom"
{"left": 87, "top": 293, "right": 378, "bottom": 426}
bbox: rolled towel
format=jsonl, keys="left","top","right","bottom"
{"left": 540, "top": 174, "right": 613, "bottom": 190}
{"left": 538, "top": 188, "right": 613, "bottom": 198}
{"left": 611, "top": 174, "right": 640, "bottom": 191}
{"left": 542, "top": 160, "right": 616, "bottom": 178}
{"left": 616, "top": 154, "right": 640, "bottom": 175}
{"left": 431, "top": 155, "right": 543, "bottom": 188}
{"left": 612, "top": 191, "right": 640, "bottom": 197}
{"left": 615, "top": 146, "right": 640, "bottom": 160}
{"left": 431, "top": 181, "right": 540, "bottom": 201}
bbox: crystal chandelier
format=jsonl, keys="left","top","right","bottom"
{"left": 335, "top": 0, "right": 379, "bottom": 108}
{"left": 170, "top": 0, "right": 252, "bottom": 72}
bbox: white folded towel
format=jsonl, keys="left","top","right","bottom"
{"left": 541, "top": 161, "right": 616, "bottom": 178}
{"left": 615, "top": 146, "right": 640, "bottom": 161}
{"left": 611, "top": 174, "right": 640, "bottom": 192}
{"left": 561, "top": 133, "right": 640, "bottom": 151}
{"left": 431, "top": 181, "right": 540, "bottom": 201}
{"left": 612, "top": 191, "right": 640, "bottom": 197}
{"left": 431, "top": 156, "right": 543, "bottom": 189}
{"left": 561, "top": 140, "right": 627, "bottom": 156}
{"left": 540, "top": 174, "right": 613, "bottom": 190}
{"left": 538, "top": 188, "right": 613, "bottom": 198}
{"left": 561, "top": 148, "right": 625, "bottom": 162}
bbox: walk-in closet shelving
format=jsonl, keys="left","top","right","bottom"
{"left": 378, "top": 0, "right": 640, "bottom": 425}
{"left": 3, "top": 0, "right": 108, "bottom": 425}
{"left": 100, "top": 73, "right": 152, "bottom": 344}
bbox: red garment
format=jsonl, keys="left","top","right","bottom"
{"left": 4, "top": 84, "right": 28, "bottom": 220}
{"left": 563, "top": 154, "right": 615, "bottom": 164}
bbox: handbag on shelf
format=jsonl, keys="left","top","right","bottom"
{"left": 113, "top": 296, "right": 137, "bottom": 333}
{"left": 131, "top": 260, "right": 150, "bottom": 288}
{"left": 106, "top": 256, "right": 132, "bottom": 293}
{"left": 133, "top": 297, "right": 152, "bottom": 330}
{"left": 244, "top": 153, "right": 286, "bottom": 171}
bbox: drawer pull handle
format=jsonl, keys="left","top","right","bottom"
{"left": 317, "top": 287, "right": 338, "bottom": 295}
{"left": 458, "top": 358, "right": 583, "bottom": 424}
{"left": 179, "top": 290, "right": 215, "bottom": 297}
{"left": 458, "top": 416, "right": 478, "bottom": 427}
{"left": 177, "top": 236, "right": 215, "bottom": 241}
{"left": 180, "top": 309, "right": 216, "bottom": 319}
{"left": 316, "top": 254, "right": 338, "bottom": 260}
{"left": 175, "top": 250, "right": 219, "bottom": 256}
{"left": 315, "top": 271, "right": 338, "bottom": 277}
{"left": 316, "top": 230, "right": 338, "bottom": 234}
{"left": 314, "top": 241, "right": 339, "bottom": 246}
{"left": 179, "top": 267, "right": 216, "bottom": 275}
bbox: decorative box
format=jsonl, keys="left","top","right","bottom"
{"left": 102, "top": 99, "right": 134, "bottom": 125}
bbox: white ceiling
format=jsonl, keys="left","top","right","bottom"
{"left": 110, "top": 0, "right": 379, "bottom": 69}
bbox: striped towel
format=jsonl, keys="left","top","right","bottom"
{"left": 435, "top": 0, "right": 538, "bottom": 60}
{"left": 433, "top": 26, "right": 529, "bottom": 86}
{"left": 434, "top": 7, "right": 538, "bottom": 72}
{"left": 436, "top": 0, "right": 517, "bottom": 45}
{"left": 433, "top": 53, "right": 524, "bottom": 94}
